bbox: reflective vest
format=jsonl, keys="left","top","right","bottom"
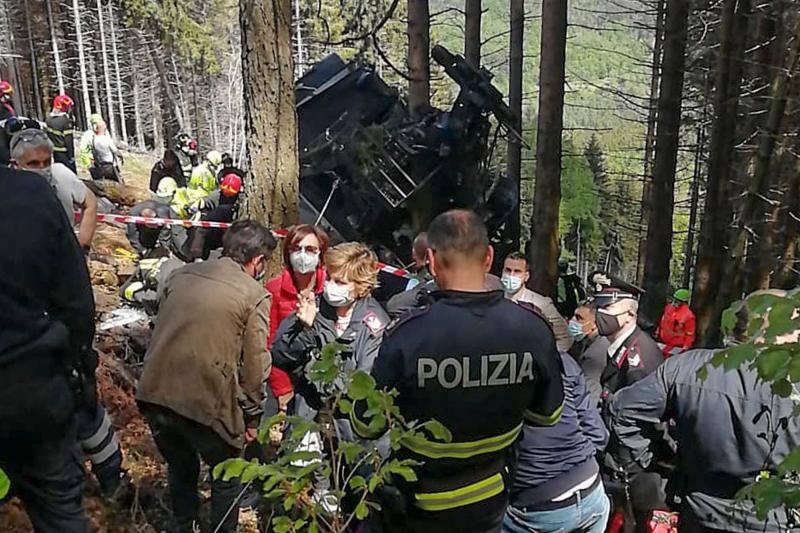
{"left": 170, "top": 187, "right": 209, "bottom": 219}
{"left": 188, "top": 162, "right": 218, "bottom": 195}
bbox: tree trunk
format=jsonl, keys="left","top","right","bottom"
{"left": 240, "top": 0, "right": 300, "bottom": 273}
{"left": 640, "top": 0, "right": 689, "bottom": 323}
{"left": 72, "top": 0, "right": 91, "bottom": 125}
{"left": 692, "top": 0, "right": 749, "bottom": 345}
{"left": 725, "top": 21, "right": 800, "bottom": 295}
{"left": 506, "top": 0, "right": 524, "bottom": 251}
{"left": 131, "top": 49, "right": 145, "bottom": 150}
{"left": 682, "top": 116, "right": 705, "bottom": 288}
{"left": 45, "top": 0, "right": 64, "bottom": 95}
{"left": 108, "top": 1, "right": 128, "bottom": 145}
{"left": 151, "top": 85, "right": 162, "bottom": 151}
{"left": 89, "top": 52, "right": 103, "bottom": 121}
{"left": 465, "top": 0, "right": 482, "bottom": 68}
{"left": 529, "top": 0, "right": 567, "bottom": 298}
{"left": 97, "top": 0, "right": 117, "bottom": 139}
{"left": 139, "top": 31, "right": 185, "bottom": 139}
{"left": 23, "top": 0, "right": 43, "bottom": 118}
{"left": 635, "top": 0, "right": 665, "bottom": 285}
{"left": 407, "top": 0, "right": 430, "bottom": 114}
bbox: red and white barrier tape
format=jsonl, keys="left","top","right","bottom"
{"left": 82, "top": 211, "right": 410, "bottom": 278}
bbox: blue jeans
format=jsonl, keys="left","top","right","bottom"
{"left": 502, "top": 482, "right": 610, "bottom": 533}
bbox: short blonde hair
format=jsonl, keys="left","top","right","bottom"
{"left": 324, "top": 242, "right": 379, "bottom": 299}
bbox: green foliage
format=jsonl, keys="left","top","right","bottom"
{"left": 213, "top": 343, "right": 450, "bottom": 532}
{"left": 706, "top": 291, "right": 800, "bottom": 519}
{"left": 119, "top": 0, "right": 227, "bottom": 73}
{"left": 560, "top": 137, "right": 602, "bottom": 264}
{"left": 0, "top": 468, "right": 9, "bottom": 500}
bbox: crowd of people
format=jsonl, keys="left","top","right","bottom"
{"left": 0, "top": 80, "right": 798, "bottom": 533}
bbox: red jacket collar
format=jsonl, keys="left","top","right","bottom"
{"left": 278, "top": 266, "right": 325, "bottom": 296}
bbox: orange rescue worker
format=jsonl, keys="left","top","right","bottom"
{"left": 657, "top": 288, "right": 696, "bottom": 357}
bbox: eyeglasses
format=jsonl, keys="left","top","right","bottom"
{"left": 290, "top": 245, "right": 320, "bottom": 254}
{"left": 9, "top": 128, "right": 49, "bottom": 152}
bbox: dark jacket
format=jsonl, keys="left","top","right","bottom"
{"left": 271, "top": 296, "right": 388, "bottom": 440}
{"left": 570, "top": 333, "right": 610, "bottom": 406}
{"left": 357, "top": 290, "right": 565, "bottom": 533}
{"left": 45, "top": 112, "right": 75, "bottom": 163}
{"left": 149, "top": 158, "right": 186, "bottom": 191}
{"left": 0, "top": 166, "right": 94, "bottom": 435}
{"left": 510, "top": 352, "right": 608, "bottom": 508}
{"left": 610, "top": 349, "right": 799, "bottom": 531}
{"left": 126, "top": 200, "right": 177, "bottom": 255}
{"left": 601, "top": 326, "right": 663, "bottom": 398}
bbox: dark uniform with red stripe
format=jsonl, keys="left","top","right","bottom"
{"left": 354, "top": 290, "right": 564, "bottom": 533}
{"left": 600, "top": 326, "right": 663, "bottom": 399}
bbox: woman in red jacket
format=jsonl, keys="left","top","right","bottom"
{"left": 265, "top": 224, "right": 329, "bottom": 409}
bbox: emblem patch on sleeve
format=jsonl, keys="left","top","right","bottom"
{"left": 363, "top": 312, "right": 385, "bottom": 335}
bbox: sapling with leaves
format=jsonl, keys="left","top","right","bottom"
{"left": 213, "top": 342, "right": 451, "bottom": 533}
{"left": 702, "top": 289, "right": 800, "bottom": 521}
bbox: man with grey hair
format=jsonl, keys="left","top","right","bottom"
{"left": 10, "top": 128, "right": 130, "bottom": 501}
{"left": 10, "top": 128, "right": 98, "bottom": 250}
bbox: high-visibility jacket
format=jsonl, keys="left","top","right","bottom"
{"left": 188, "top": 162, "right": 217, "bottom": 195}
{"left": 353, "top": 290, "right": 564, "bottom": 533}
{"left": 657, "top": 303, "right": 696, "bottom": 355}
{"left": 170, "top": 187, "right": 209, "bottom": 219}
{"left": 78, "top": 131, "right": 94, "bottom": 169}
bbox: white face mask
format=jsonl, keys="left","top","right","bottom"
{"left": 323, "top": 281, "right": 354, "bottom": 308}
{"left": 500, "top": 274, "right": 523, "bottom": 294}
{"left": 290, "top": 250, "right": 319, "bottom": 274}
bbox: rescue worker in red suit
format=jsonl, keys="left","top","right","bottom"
{"left": 657, "top": 288, "right": 696, "bottom": 357}
{"left": 264, "top": 224, "right": 329, "bottom": 412}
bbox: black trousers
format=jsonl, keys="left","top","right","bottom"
{"left": 0, "top": 423, "right": 89, "bottom": 533}
{"left": 139, "top": 403, "right": 242, "bottom": 533}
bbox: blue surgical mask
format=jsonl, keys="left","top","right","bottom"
{"left": 501, "top": 274, "right": 523, "bottom": 294}
{"left": 567, "top": 318, "right": 587, "bottom": 341}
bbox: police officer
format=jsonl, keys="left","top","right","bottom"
{"left": 353, "top": 209, "right": 565, "bottom": 533}
{"left": 610, "top": 292, "right": 800, "bottom": 532}
{"left": 589, "top": 272, "right": 667, "bottom": 531}
{"left": 588, "top": 272, "right": 663, "bottom": 400}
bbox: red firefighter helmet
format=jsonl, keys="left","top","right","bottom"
{"left": 220, "top": 173, "right": 243, "bottom": 197}
{"left": 0, "top": 81, "right": 13, "bottom": 95}
{"left": 53, "top": 94, "right": 74, "bottom": 112}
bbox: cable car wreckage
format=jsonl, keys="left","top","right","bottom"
{"left": 297, "top": 45, "right": 522, "bottom": 266}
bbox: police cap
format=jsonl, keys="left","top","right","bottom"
{"left": 587, "top": 270, "right": 644, "bottom": 308}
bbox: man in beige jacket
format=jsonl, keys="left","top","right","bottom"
{"left": 500, "top": 251, "right": 573, "bottom": 352}
{"left": 136, "top": 220, "right": 275, "bottom": 533}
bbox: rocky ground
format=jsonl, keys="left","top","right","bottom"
{"left": 0, "top": 153, "right": 259, "bottom": 532}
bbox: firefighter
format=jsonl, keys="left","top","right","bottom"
{"left": 46, "top": 94, "right": 77, "bottom": 172}
{"left": 353, "top": 209, "right": 565, "bottom": 533}
{"left": 188, "top": 150, "right": 222, "bottom": 195}
{"left": 0, "top": 81, "right": 15, "bottom": 121}
{"left": 174, "top": 132, "right": 198, "bottom": 182}
{"left": 656, "top": 288, "right": 696, "bottom": 357}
